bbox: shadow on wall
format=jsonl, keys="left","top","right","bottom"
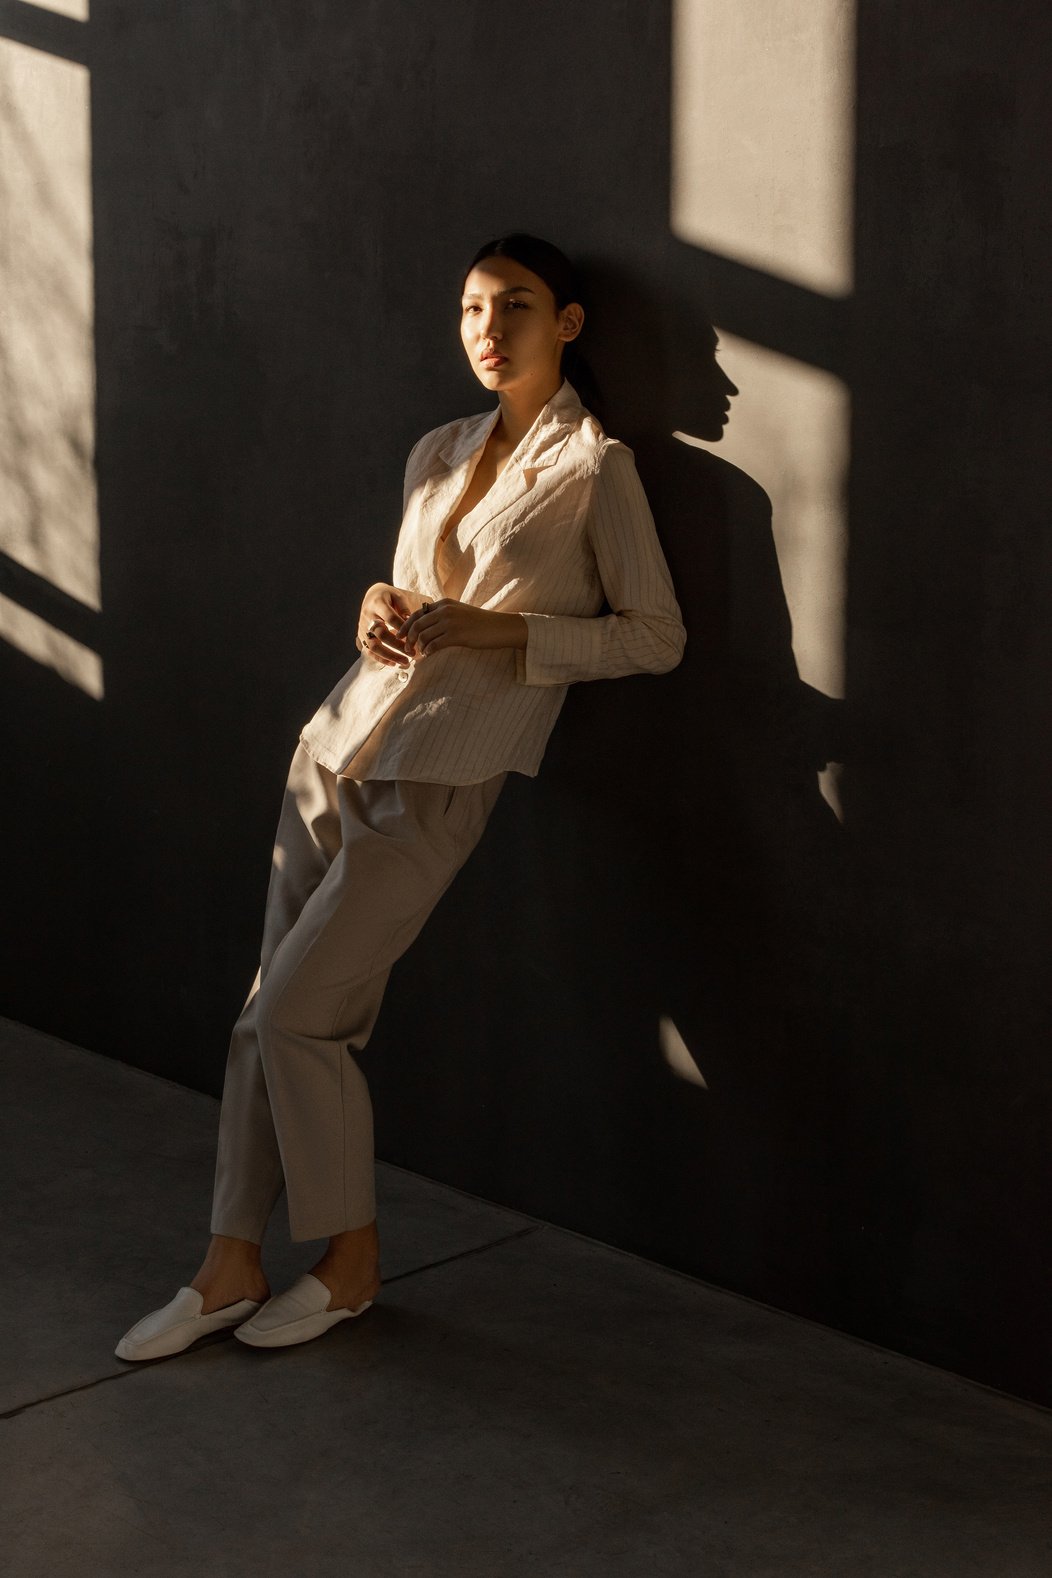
{"left": 377, "top": 264, "right": 851, "bottom": 1314}
{"left": 578, "top": 274, "right": 847, "bottom": 1305}
{"left": 3, "top": 0, "right": 1049, "bottom": 1407}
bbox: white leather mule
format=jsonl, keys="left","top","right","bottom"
{"left": 233, "top": 1272, "right": 373, "bottom": 1349}
{"left": 114, "top": 1287, "right": 264, "bottom": 1361}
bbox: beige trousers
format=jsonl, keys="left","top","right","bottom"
{"left": 209, "top": 743, "right": 507, "bottom": 1243}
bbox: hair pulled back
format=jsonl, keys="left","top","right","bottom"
{"left": 462, "top": 233, "right": 602, "bottom": 417}
{"left": 463, "top": 233, "right": 581, "bottom": 310}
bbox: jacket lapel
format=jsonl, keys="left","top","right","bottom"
{"left": 449, "top": 380, "right": 584, "bottom": 553}
{"left": 407, "top": 408, "right": 499, "bottom": 596}
{"left": 413, "top": 380, "right": 584, "bottom": 593}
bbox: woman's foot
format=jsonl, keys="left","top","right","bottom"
{"left": 308, "top": 1220, "right": 382, "bottom": 1312}
{"left": 190, "top": 1234, "right": 271, "bottom": 1315}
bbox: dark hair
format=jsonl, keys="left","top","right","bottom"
{"left": 463, "top": 233, "right": 582, "bottom": 310}
{"left": 462, "top": 232, "right": 603, "bottom": 417}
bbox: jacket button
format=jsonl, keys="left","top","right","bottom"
{"left": 398, "top": 668, "right": 409, "bottom": 683}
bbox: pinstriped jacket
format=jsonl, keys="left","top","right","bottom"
{"left": 298, "top": 379, "right": 686, "bottom": 784}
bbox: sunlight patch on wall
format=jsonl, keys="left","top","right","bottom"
{"left": 671, "top": 0, "right": 856, "bottom": 297}
{"left": 0, "top": 32, "right": 101, "bottom": 685}
{"left": 659, "top": 1015, "right": 709, "bottom": 1089}
{"left": 30, "top": 1, "right": 90, "bottom": 19}
{"left": 0, "top": 590, "right": 102, "bottom": 697}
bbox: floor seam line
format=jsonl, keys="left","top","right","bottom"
{"left": 381, "top": 1223, "right": 545, "bottom": 1284}
{"left": 1, "top": 1364, "right": 166, "bottom": 1421}
{"left": 0, "top": 1226, "right": 546, "bottom": 1421}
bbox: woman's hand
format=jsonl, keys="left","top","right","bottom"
{"left": 397, "top": 599, "right": 527, "bottom": 659}
{"left": 357, "top": 583, "right": 426, "bottom": 667}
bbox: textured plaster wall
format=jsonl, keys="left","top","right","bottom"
{"left": 1, "top": 1, "right": 1048, "bottom": 1403}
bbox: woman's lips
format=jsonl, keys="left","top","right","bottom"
{"left": 480, "top": 353, "right": 507, "bottom": 367}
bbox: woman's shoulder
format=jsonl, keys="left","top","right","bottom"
{"left": 559, "top": 391, "right": 629, "bottom": 466}
{"left": 571, "top": 405, "right": 610, "bottom": 452}
{"left": 582, "top": 425, "right": 639, "bottom": 478}
{"left": 404, "top": 408, "right": 494, "bottom": 476}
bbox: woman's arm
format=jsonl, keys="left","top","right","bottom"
{"left": 396, "top": 600, "right": 526, "bottom": 658}
{"left": 394, "top": 439, "right": 685, "bottom": 675}
{"left": 514, "top": 440, "right": 686, "bottom": 686}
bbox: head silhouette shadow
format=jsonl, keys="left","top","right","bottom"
{"left": 572, "top": 261, "right": 845, "bottom": 812}
{"left": 524, "top": 264, "right": 849, "bottom": 1269}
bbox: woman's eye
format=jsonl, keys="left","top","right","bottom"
{"left": 507, "top": 300, "right": 527, "bottom": 310}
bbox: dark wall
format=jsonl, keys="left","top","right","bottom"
{"left": 2, "top": 1, "right": 1049, "bottom": 1404}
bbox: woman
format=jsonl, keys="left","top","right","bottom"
{"left": 116, "top": 234, "right": 686, "bottom": 1360}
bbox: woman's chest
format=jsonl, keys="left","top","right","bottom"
{"left": 442, "top": 474, "right": 597, "bottom": 599}
{"left": 397, "top": 451, "right": 598, "bottom": 599}
{"left": 441, "top": 451, "right": 505, "bottom": 539}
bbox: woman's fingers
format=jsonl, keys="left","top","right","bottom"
{"left": 400, "top": 599, "right": 451, "bottom": 652}
{"left": 400, "top": 610, "right": 424, "bottom": 641}
{"left": 355, "top": 584, "right": 435, "bottom": 664}
{"left": 381, "top": 595, "right": 411, "bottom": 628}
{"left": 366, "top": 606, "right": 404, "bottom": 637}
{"left": 360, "top": 624, "right": 410, "bottom": 665}
{"left": 404, "top": 614, "right": 443, "bottom": 656}
{"left": 360, "top": 584, "right": 416, "bottom": 639}
{"left": 396, "top": 613, "right": 422, "bottom": 648}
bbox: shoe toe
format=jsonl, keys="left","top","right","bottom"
{"left": 115, "top": 1287, "right": 262, "bottom": 1361}
{"left": 115, "top": 1287, "right": 205, "bottom": 1360}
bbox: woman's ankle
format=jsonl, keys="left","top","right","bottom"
{"left": 204, "top": 1234, "right": 263, "bottom": 1265}
{"left": 326, "top": 1223, "right": 378, "bottom": 1251}
{"left": 317, "top": 1225, "right": 380, "bottom": 1276}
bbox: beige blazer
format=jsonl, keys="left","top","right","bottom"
{"left": 299, "top": 379, "right": 686, "bottom": 784}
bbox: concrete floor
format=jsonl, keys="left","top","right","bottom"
{"left": 2, "top": 1017, "right": 1050, "bottom": 1578}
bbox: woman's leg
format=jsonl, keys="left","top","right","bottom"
{"left": 193, "top": 745, "right": 344, "bottom": 1309}
{"left": 198, "top": 759, "right": 504, "bottom": 1311}
{"left": 252, "top": 772, "right": 506, "bottom": 1303}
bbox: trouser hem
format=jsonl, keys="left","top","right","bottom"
{"left": 208, "top": 1216, "right": 268, "bottom": 1247}
{"left": 286, "top": 1211, "right": 378, "bottom": 1244}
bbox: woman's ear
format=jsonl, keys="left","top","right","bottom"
{"left": 557, "top": 302, "right": 585, "bottom": 343}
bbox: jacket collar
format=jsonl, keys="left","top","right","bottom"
{"left": 437, "top": 378, "right": 584, "bottom": 473}
{"left": 416, "top": 380, "right": 585, "bottom": 597}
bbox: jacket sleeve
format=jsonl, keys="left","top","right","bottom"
{"left": 514, "top": 440, "right": 687, "bottom": 686}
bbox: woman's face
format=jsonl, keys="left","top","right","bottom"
{"left": 460, "top": 255, "right": 583, "bottom": 397}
